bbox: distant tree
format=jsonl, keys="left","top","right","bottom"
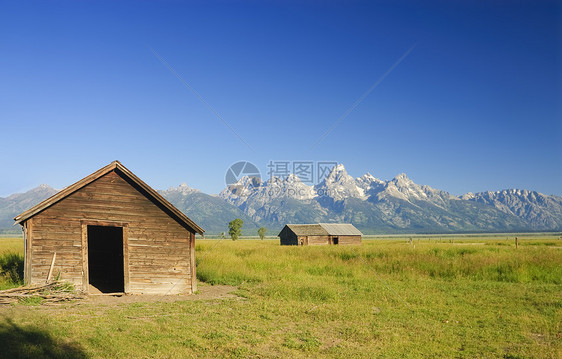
{"left": 258, "top": 227, "right": 267, "bottom": 240}
{"left": 228, "top": 219, "right": 244, "bottom": 241}
{"left": 220, "top": 232, "right": 225, "bottom": 240}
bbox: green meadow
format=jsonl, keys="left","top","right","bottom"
{"left": 0, "top": 236, "right": 561, "bottom": 358}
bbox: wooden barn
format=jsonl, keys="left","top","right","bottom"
{"left": 278, "top": 223, "right": 362, "bottom": 246}
{"left": 14, "top": 161, "right": 204, "bottom": 295}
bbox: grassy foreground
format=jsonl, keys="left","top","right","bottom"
{"left": 0, "top": 237, "right": 24, "bottom": 290}
{"left": 0, "top": 236, "right": 561, "bottom": 358}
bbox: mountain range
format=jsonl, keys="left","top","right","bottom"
{"left": 0, "top": 184, "right": 58, "bottom": 234}
{"left": 1, "top": 164, "right": 561, "bottom": 235}
{"left": 218, "top": 164, "right": 562, "bottom": 234}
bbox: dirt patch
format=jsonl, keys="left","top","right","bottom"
{"left": 79, "top": 284, "right": 240, "bottom": 306}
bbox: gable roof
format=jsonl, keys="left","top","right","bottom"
{"left": 14, "top": 161, "right": 204, "bottom": 234}
{"left": 319, "top": 223, "right": 363, "bottom": 236}
{"left": 283, "top": 224, "right": 328, "bottom": 236}
{"left": 280, "top": 223, "right": 362, "bottom": 237}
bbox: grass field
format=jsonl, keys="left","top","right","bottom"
{"left": 0, "top": 235, "right": 561, "bottom": 358}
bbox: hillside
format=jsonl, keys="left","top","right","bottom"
{"left": 219, "top": 164, "right": 560, "bottom": 234}
{"left": 2, "top": 166, "right": 561, "bottom": 235}
{"left": 0, "top": 185, "right": 58, "bottom": 234}
{"left": 158, "top": 184, "right": 260, "bottom": 235}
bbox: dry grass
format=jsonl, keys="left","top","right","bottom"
{"left": 0, "top": 235, "right": 560, "bottom": 358}
{"left": 0, "top": 238, "right": 24, "bottom": 290}
{"left": 0, "top": 237, "right": 23, "bottom": 254}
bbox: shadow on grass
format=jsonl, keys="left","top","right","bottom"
{"left": 0, "top": 317, "right": 87, "bottom": 358}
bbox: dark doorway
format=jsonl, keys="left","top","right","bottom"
{"left": 333, "top": 237, "right": 339, "bottom": 245}
{"left": 87, "top": 225, "right": 124, "bottom": 293}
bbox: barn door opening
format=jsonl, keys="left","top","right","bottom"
{"left": 87, "top": 225, "right": 124, "bottom": 293}
{"left": 333, "top": 237, "right": 339, "bottom": 245}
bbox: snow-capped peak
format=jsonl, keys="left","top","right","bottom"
{"left": 315, "top": 163, "right": 366, "bottom": 200}
{"left": 393, "top": 173, "right": 412, "bottom": 183}
{"left": 219, "top": 173, "right": 316, "bottom": 206}
{"left": 356, "top": 172, "right": 384, "bottom": 185}
{"left": 356, "top": 173, "right": 385, "bottom": 195}
{"left": 259, "top": 174, "right": 315, "bottom": 200}
{"left": 285, "top": 173, "right": 303, "bottom": 183}
{"left": 235, "top": 175, "right": 262, "bottom": 189}
{"left": 334, "top": 163, "right": 346, "bottom": 172}
{"left": 359, "top": 172, "right": 376, "bottom": 181}
{"left": 323, "top": 163, "right": 349, "bottom": 183}
{"left": 164, "top": 182, "right": 200, "bottom": 195}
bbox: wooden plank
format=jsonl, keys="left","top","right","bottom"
{"left": 127, "top": 245, "right": 189, "bottom": 254}
{"left": 81, "top": 220, "right": 128, "bottom": 228}
{"left": 46, "top": 252, "right": 57, "bottom": 283}
{"left": 190, "top": 231, "right": 197, "bottom": 293}
{"left": 128, "top": 259, "right": 188, "bottom": 267}
{"left": 33, "top": 231, "right": 82, "bottom": 238}
{"left": 127, "top": 269, "right": 187, "bottom": 276}
{"left": 40, "top": 203, "right": 188, "bottom": 224}
{"left": 31, "top": 239, "right": 81, "bottom": 246}
{"left": 24, "top": 220, "right": 32, "bottom": 284}
{"left": 81, "top": 223, "right": 88, "bottom": 293}
{"left": 129, "top": 277, "right": 189, "bottom": 284}
{"left": 39, "top": 211, "right": 191, "bottom": 231}
{"left": 31, "top": 252, "right": 79, "bottom": 260}
{"left": 123, "top": 225, "right": 130, "bottom": 294}
{"left": 33, "top": 245, "right": 82, "bottom": 252}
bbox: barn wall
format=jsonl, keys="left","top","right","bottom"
{"left": 307, "top": 235, "right": 330, "bottom": 245}
{"left": 279, "top": 227, "right": 298, "bottom": 245}
{"left": 337, "top": 235, "right": 362, "bottom": 245}
{"left": 298, "top": 236, "right": 308, "bottom": 246}
{"left": 28, "top": 170, "right": 194, "bottom": 294}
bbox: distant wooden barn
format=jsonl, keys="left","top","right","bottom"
{"left": 14, "top": 161, "right": 204, "bottom": 295}
{"left": 278, "top": 223, "right": 362, "bottom": 246}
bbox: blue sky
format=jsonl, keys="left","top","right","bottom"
{"left": 1, "top": 0, "right": 560, "bottom": 197}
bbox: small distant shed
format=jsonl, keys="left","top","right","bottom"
{"left": 278, "top": 223, "right": 362, "bottom": 246}
{"left": 14, "top": 161, "right": 204, "bottom": 295}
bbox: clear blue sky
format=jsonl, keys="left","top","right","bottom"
{"left": 1, "top": 0, "right": 560, "bottom": 197}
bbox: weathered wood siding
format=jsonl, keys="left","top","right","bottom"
{"left": 335, "top": 235, "right": 362, "bottom": 245}
{"left": 279, "top": 225, "right": 362, "bottom": 246}
{"left": 279, "top": 227, "right": 298, "bottom": 245}
{"left": 306, "top": 235, "right": 331, "bottom": 245}
{"left": 27, "top": 170, "right": 194, "bottom": 294}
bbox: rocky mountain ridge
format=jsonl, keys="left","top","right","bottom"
{"left": 0, "top": 184, "right": 58, "bottom": 234}
{"left": 461, "top": 189, "right": 562, "bottom": 230}
{"left": 218, "top": 164, "right": 562, "bottom": 233}
{"left": 1, "top": 165, "right": 561, "bottom": 235}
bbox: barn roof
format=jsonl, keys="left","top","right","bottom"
{"left": 319, "top": 223, "right": 363, "bottom": 236}
{"left": 281, "top": 223, "right": 362, "bottom": 236}
{"left": 13, "top": 161, "right": 204, "bottom": 234}
{"left": 284, "top": 224, "right": 329, "bottom": 236}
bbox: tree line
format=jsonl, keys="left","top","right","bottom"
{"left": 227, "top": 219, "right": 267, "bottom": 240}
